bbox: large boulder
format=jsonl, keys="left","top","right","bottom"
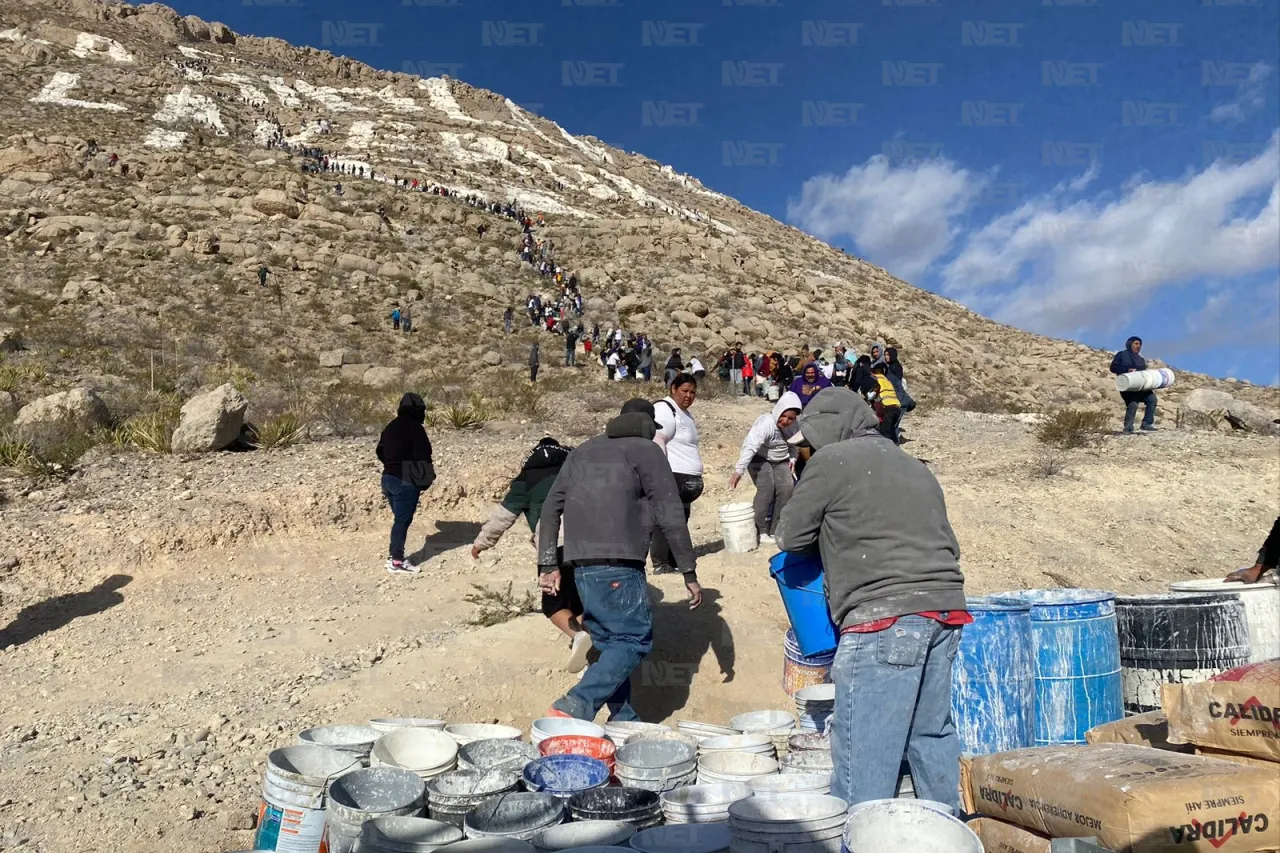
{"left": 0, "top": 390, "right": 18, "bottom": 423}
{"left": 1177, "top": 388, "right": 1280, "bottom": 436}
{"left": 481, "top": 351, "right": 502, "bottom": 367}
{"left": 319, "top": 349, "right": 349, "bottom": 368}
{"left": 13, "top": 388, "right": 110, "bottom": 447}
{"left": 362, "top": 366, "right": 405, "bottom": 389}
{"left": 616, "top": 294, "right": 644, "bottom": 315}
{"left": 171, "top": 384, "right": 249, "bottom": 453}
{"left": 0, "top": 328, "right": 22, "bottom": 353}
{"left": 250, "top": 189, "right": 300, "bottom": 219}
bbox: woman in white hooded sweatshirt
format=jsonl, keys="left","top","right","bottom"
{"left": 729, "top": 391, "right": 801, "bottom": 544}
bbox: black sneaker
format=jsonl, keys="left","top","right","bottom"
{"left": 1141, "top": 425, "right": 1158, "bottom": 432}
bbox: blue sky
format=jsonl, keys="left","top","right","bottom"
{"left": 169, "top": 0, "right": 1280, "bottom": 384}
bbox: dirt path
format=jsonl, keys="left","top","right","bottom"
{"left": 0, "top": 400, "right": 1275, "bottom": 852}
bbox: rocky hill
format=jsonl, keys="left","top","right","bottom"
{"left": 0, "top": 0, "right": 1276, "bottom": 447}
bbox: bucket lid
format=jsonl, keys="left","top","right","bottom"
{"left": 1170, "top": 576, "right": 1280, "bottom": 593}
{"left": 266, "top": 744, "right": 362, "bottom": 785}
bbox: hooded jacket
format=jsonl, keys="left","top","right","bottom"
{"left": 473, "top": 438, "right": 572, "bottom": 552}
{"left": 735, "top": 391, "right": 802, "bottom": 474}
{"left": 376, "top": 393, "right": 436, "bottom": 488}
{"left": 538, "top": 405, "right": 697, "bottom": 579}
{"left": 789, "top": 362, "right": 832, "bottom": 407}
{"left": 1109, "top": 336, "right": 1149, "bottom": 402}
{"left": 776, "top": 388, "right": 965, "bottom": 628}
{"left": 884, "top": 347, "right": 904, "bottom": 381}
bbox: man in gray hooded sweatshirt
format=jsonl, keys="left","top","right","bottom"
{"left": 776, "top": 387, "right": 968, "bottom": 813}
{"left": 538, "top": 399, "right": 701, "bottom": 722}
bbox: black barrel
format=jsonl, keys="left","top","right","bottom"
{"left": 1115, "top": 593, "right": 1251, "bottom": 715}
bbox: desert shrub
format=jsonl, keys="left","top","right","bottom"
{"left": 958, "top": 390, "right": 1014, "bottom": 414}
{"left": 439, "top": 402, "right": 489, "bottom": 430}
{"left": 488, "top": 380, "right": 543, "bottom": 418}
{"left": 311, "top": 390, "right": 383, "bottom": 438}
{"left": 463, "top": 581, "right": 539, "bottom": 627}
{"left": 0, "top": 426, "right": 95, "bottom": 479}
{"left": 1036, "top": 408, "right": 1110, "bottom": 450}
{"left": 250, "top": 412, "right": 308, "bottom": 450}
{"left": 1030, "top": 448, "right": 1068, "bottom": 479}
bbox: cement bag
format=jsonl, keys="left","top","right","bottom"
{"left": 1194, "top": 747, "right": 1279, "bottom": 770}
{"left": 966, "top": 743, "right": 1280, "bottom": 853}
{"left": 967, "top": 817, "right": 1052, "bottom": 853}
{"left": 1163, "top": 660, "right": 1280, "bottom": 762}
{"left": 1084, "top": 710, "right": 1194, "bottom": 754}
{"left": 1116, "top": 368, "right": 1175, "bottom": 393}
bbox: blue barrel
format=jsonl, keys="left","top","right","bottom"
{"left": 951, "top": 596, "right": 1035, "bottom": 755}
{"left": 994, "top": 589, "right": 1123, "bottom": 745}
{"left": 769, "top": 551, "right": 838, "bottom": 657}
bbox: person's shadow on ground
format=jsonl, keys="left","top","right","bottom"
{"left": 631, "top": 587, "right": 735, "bottom": 722}
{"left": 0, "top": 574, "right": 132, "bottom": 650}
{"left": 409, "top": 520, "right": 483, "bottom": 564}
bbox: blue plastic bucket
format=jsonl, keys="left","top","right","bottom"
{"left": 521, "top": 755, "right": 611, "bottom": 800}
{"left": 993, "top": 589, "right": 1123, "bottom": 746}
{"left": 951, "top": 597, "right": 1035, "bottom": 756}
{"left": 769, "top": 552, "right": 838, "bottom": 657}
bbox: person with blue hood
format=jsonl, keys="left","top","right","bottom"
{"left": 776, "top": 387, "right": 969, "bottom": 813}
{"left": 1109, "top": 335, "right": 1157, "bottom": 433}
{"left": 376, "top": 393, "right": 437, "bottom": 574}
{"left": 788, "top": 362, "right": 832, "bottom": 408}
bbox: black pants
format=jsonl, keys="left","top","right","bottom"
{"left": 650, "top": 474, "right": 704, "bottom": 571}
{"left": 880, "top": 406, "right": 902, "bottom": 444}
{"left": 530, "top": 365, "right": 539, "bottom": 382}
{"left": 540, "top": 565, "right": 583, "bottom": 618}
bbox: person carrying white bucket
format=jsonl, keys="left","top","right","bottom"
{"left": 728, "top": 391, "right": 802, "bottom": 545}
{"left": 776, "top": 388, "right": 969, "bottom": 814}
{"left": 470, "top": 437, "right": 592, "bottom": 674}
{"left": 1109, "top": 335, "right": 1158, "bottom": 434}
{"left": 651, "top": 373, "right": 705, "bottom": 575}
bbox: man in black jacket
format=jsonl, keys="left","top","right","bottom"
{"left": 537, "top": 399, "right": 701, "bottom": 721}
{"left": 376, "top": 393, "right": 436, "bottom": 574}
{"left": 1109, "top": 335, "right": 1157, "bottom": 433}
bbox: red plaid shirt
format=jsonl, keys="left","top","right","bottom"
{"left": 842, "top": 611, "right": 974, "bottom": 634}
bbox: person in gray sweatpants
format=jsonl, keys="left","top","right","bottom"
{"left": 729, "top": 391, "right": 802, "bottom": 544}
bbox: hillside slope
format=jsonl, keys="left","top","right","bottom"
{"left": 2, "top": 0, "right": 1274, "bottom": 423}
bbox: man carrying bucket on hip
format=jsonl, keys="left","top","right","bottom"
{"left": 537, "top": 399, "right": 701, "bottom": 722}
{"left": 776, "top": 388, "right": 970, "bottom": 813}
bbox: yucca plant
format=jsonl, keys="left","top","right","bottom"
{"left": 250, "top": 412, "right": 308, "bottom": 450}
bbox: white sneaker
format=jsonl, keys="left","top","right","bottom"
{"left": 386, "top": 558, "right": 421, "bottom": 574}
{"left": 758, "top": 533, "right": 776, "bottom": 545}
{"left": 567, "top": 631, "right": 593, "bottom": 674}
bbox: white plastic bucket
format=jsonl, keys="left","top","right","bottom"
{"left": 1115, "top": 368, "right": 1175, "bottom": 393}
{"left": 698, "top": 734, "right": 775, "bottom": 757}
{"left": 369, "top": 718, "right": 448, "bottom": 735}
{"left": 530, "top": 717, "right": 605, "bottom": 747}
{"left": 696, "top": 752, "right": 778, "bottom": 786}
{"left": 255, "top": 745, "right": 359, "bottom": 853}
{"left": 718, "top": 503, "right": 758, "bottom": 554}
{"left": 1168, "top": 577, "right": 1280, "bottom": 663}
{"left": 767, "top": 383, "right": 781, "bottom": 402}
{"left": 297, "top": 724, "right": 379, "bottom": 763}
{"left": 446, "top": 724, "right": 524, "bottom": 747}
{"left": 632, "top": 823, "right": 732, "bottom": 853}
{"left": 660, "top": 783, "right": 753, "bottom": 824}
{"left": 323, "top": 767, "right": 427, "bottom": 853}
{"left": 356, "top": 816, "right": 462, "bottom": 852}
{"left": 370, "top": 728, "right": 459, "bottom": 780}
{"left": 728, "top": 793, "right": 848, "bottom": 852}
{"left": 531, "top": 819, "right": 636, "bottom": 851}
{"left": 842, "top": 799, "right": 980, "bottom": 853}
{"left": 748, "top": 773, "right": 831, "bottom": 798}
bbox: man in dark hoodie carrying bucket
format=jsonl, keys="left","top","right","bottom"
{"left": 776, "top": 387, "right": 969, "bottom": 813}
{"left": 1109, "top": 335, "right": 1157, "bottom": 433}
{"left": 376, "top": 393, "right": 437, "bottom": 574}
{"left": 537, "top": 399, "right": 701, "bottom": 722}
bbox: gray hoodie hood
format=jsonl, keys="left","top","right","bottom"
{"left": 788, "top": 388, "right": 880, "bottom": 450}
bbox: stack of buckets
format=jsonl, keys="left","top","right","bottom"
{"left": 255, "top": 745, "right": 360, "bottom": 853}
{"left": 793, "top": 684, "right": 835, "bottom": 733}
{"left": 771, "top": 552, "right": 839, "bottom": 697}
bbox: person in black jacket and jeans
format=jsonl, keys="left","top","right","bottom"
{"left": 376, "top": 393, "right": 437, "bottom": 574}
{"left": 1226, "top": 517, "right": 1280, "bottom": 585}
{"left": 1109, "top": 336, "right": 1157, "bottom": 433}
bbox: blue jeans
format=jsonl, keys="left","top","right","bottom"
{"left": 1124, "top": 392, "right": 1157, "bottom": 432}
{"left": 830, "top": 616, "right": 963, "bottom": 813}
{"left": 380, "top": 474, "right": 421, "bottom": 561}
{"left": 553, "top": 566, "right": 653, "bottom": 721}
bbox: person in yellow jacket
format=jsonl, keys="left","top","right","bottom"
{"left": 871, "top": 363, "right": 902, "bottom": 444}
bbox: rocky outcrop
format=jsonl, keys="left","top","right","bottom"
{"left": 13, "top": 388, "right": 110, "bottom": 447}
{"left": 170, "top": 384, "right": 249, "bottom": 453}
{"left": 361, "top": 366, "right": 404, "bottom": 389}
{"left": 1177, "top": 388, "right": 1280, "bottom": 436}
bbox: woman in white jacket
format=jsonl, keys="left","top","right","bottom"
{"left": 728, "top": 391, "right": 802, "bottom": 544}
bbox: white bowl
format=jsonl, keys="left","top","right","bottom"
{"left": 729, "top": 710, "right": 796, "bottom": 734}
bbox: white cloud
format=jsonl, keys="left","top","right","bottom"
{"left": 940, "top": 131, "right": 1280, "bottom": 335}
{"left": 786, "top": 154, "right": 985, "bottom": 281}
{"left": 1210, "top": 62, "right": 1273, "bottom": 124}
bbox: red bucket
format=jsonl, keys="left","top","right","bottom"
{"left": 538, "top": 735, "right": 616, "bottom": 772}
